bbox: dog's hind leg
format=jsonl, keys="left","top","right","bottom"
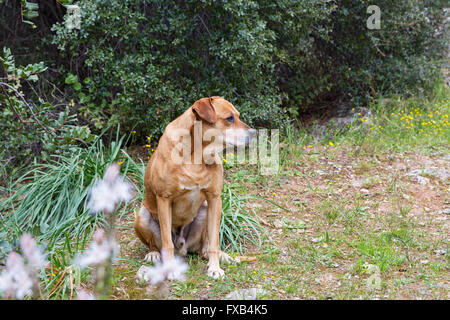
{"left": 134, "top": 205, "right": 162, "bottom": 263}
{"left": 186, "top": 201, "right": 239, "bottom": 265}
{"left": 177, "top": 202, "right": 207, "bottom": 256}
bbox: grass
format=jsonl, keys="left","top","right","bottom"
{"left": 337, "top": 81, "right": 449, "bottom": 155}
{"left": 0, "top": 131, "right": 146, "bottom": 298}
{"left": 220, "top": 184, "right": 266, "bottom": 254}
{"left": 0, "top": 134, "right": 132, "bottom": 245}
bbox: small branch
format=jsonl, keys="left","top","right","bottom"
{"left": 48, "top": 268, "right": 67, "bottom": 297}
{"left": 20, "top": 1, "right": 24, "bottom": 22}
{"left": 1, "top": 85, "right": 29, "bottom": 124}
{"left": 0, "top": 81, "right": 52, "bottom": 134}
{"left": 55, "top": 136, "right": 88, "bottom": 144}
{"left": 374, "top": 45, "right": 386, "bottom": 58}
{"left": 1, "top": 82, "right": 87, "bottom": 145}
{"left": 197, "top": 13, "right": 212, "bottom": 37}
{"left": 51, "top": 119, "right": 68, "bottom": 133}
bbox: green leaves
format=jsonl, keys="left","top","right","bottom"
{"left": 0, "top": 235, "right": 19, "bottom": 265}
{"left": 65, "top": 72, "right": 82, "bottom": 90}
{"left": 0, "top": 47, "right": 47, "bottom": 79}
{"left": 220, "top": 184, "right": 267, "bottom": 254}
{"left": 22, "top": 0, "right": 39, "bottom": 19}
{"left": 0, "top": 134, "right": 130, "bottom": 244}
{"left": 51, "top": 0, "right": 287, "bottom": 138}
{"left": 3, "top": 0, "right": 445, "bottom": 144}
{"left": 64, "top": 73, "right": 78, "bottom": 85}
{"left": 0, "top": 47, "right": 15, "bottom": 73}
{"left": 21, "top": 0, "right": 39, "bottom": 28}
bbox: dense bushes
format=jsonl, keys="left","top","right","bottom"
{"left": 49, "top": 0, "right": 447, "bottom": 135}
{"left": 50, "top": 0, "right": 287, "bottom": 138}
{"left": 1, "top": 0, "right": 448, "bottom": 158}
{"left": 318, "top": 0, "right": 448, "bottom": 106}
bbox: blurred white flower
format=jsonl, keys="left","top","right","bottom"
{"left": 0, "top": 252, "right": 34, "bottom": 299}
{"left": 86, "top": 163, "right": 134, "bottom": 214}
{"left": 74, "top": 228, "right": 119, "bottom": 268}
{"left": 76, "top": 288, "right": 96, "bottom": 300}
{"left": 20, "top": 234, "right": 48, "bottom": 270}
{"left": 0, "top": 234, "right": 48, "bottom": 299}
{"left": 137, "top": 255, "right": 188, "bottom": 285}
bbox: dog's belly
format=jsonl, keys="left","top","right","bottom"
{"left": 171, "top": 188, "right": 206, "bottom": 228}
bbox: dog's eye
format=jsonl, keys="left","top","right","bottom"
{"left": 226, "top": 116, "right": 234, "bottom": 123}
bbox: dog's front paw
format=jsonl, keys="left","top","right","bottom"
{"left": 144, "top": 251, "right": 161, "bottom": 263}
{"left": 207, "top": 267, "right": 225, "bottom": 279}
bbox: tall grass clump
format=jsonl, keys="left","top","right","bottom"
{"left": 0, "top": 136, "right": 120, "bottom": 244}
{"left": 0, "top": 132, "right": 144, "bottom": 260}
{"left": 220, "top": 183, "right": 285, "bottom": 254}
{"left": 338, "top": 79, "right": 450, "bottom": 154}
{"left": 0, "top": 132, "right": 146, "bottom": 299}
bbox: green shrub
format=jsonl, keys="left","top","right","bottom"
{"left": 50, "top": 0, "right": 446, "bottom": 137}
{"left": 317, "top": 0, "right": 447, "bottom": 107}
{"left": 51, "top": 0, "right": 286, "bottom": 139}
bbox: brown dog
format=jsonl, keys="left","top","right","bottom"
{"left": 134, "top": 96, "right": 256, "bottom": 278}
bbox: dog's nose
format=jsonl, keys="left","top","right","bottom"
{"left": 248, "top": 128, "right": 257, "bottom": 136}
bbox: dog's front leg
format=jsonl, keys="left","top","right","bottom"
{"left": 205, "top": 193, "right": 224, "bottom": 279}
{"left": 156, "top": 195, "right": 174, "bottom": 261}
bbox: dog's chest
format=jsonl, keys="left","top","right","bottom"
{"left": 180, "top": 183, "right": 209, "bottom": 203}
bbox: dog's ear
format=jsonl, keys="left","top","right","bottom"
{"left": 192, "top": 97, "right": 217, "bottom": 124}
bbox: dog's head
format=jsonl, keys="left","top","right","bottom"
{"left": 192, "top": 96, "right": 256, "bottom": 146}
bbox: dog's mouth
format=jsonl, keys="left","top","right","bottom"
{"left": 224, "top": 128, "right": 257, "bottom": 147}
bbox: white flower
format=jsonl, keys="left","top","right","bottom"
{"left": 0, "top": 234, "right": 48, "bottom": 300}
{"left": 138, "top": 256, "right": 188, "bottom": 285}
{"left": 19, "top": 234, "right": 48, "bottom": 270}
{"left": 76, "top": 288, "right": 96, "bottom": 300}
{"left": 0, "top": 252, "right": 34, "bottom": 299}
{"left": 86, "top": 163, "right": 134, "bottom": 214}
{"left": 74, "top": 229, "right": 119, "bottom": 268}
